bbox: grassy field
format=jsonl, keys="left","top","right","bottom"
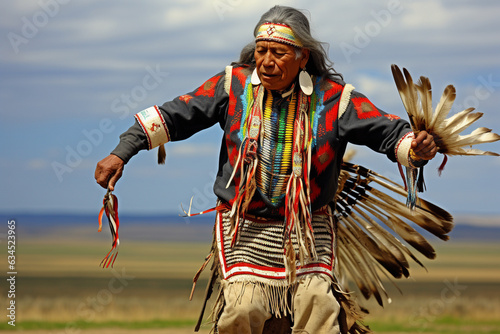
{"left": 1, "top": 235, "right": 499, "bottom": 333}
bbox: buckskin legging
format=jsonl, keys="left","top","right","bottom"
{"left": 216, "top": 274, "right": 341, "bottom": 334}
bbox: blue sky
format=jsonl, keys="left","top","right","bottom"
{"left": 1, "top": 0, "right": 499, "bottom": 220}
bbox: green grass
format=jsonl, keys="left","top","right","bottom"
{"left": 0, "top": 319, "right": 199, "bottom": 330}
{"left": 2, "top": 277, "right": 499, "bottom": 332}
{"left": 2, "top": 317, "right": 500, "bottom": 333}
{"left": 2, "top": 238, "right": 499, "bottom": 333}
{"left": 368, "top": 317, "right": 500, "bottom": 333}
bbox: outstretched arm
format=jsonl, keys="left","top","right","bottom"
{"left": 94, "top": 70, "right": 228, "bottom": 190}
{"left": 95, "top": 154, "right": 124, "bottom": 191}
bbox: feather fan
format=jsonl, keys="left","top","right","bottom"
{"left": 391, "top": 64, "right": 500, "bottom": 158}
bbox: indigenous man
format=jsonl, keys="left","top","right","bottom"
{"left": 95, "top": 6, "right": 437, "bottom": 334}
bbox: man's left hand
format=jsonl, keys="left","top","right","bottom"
{"left": 411, "top": 130, "right": 437, "bottom": 160}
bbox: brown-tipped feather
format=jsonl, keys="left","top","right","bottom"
{"left": 391, "top": 65, "right": 500, "bottom": 157}
{"left": 370, "top": 188, "right": 451, "bottom": 241}
{"left": 362, "top": 197, "right": 437, "bottom": 259}
{"left": 344, "top": 215, "right": 406, "bottom": 279}
{"left": 391, "top": 65, "right": 418, "bottom": 131}
{"left": 442, "top": 108, "right": 479, "bottom": 135}
{"left": 418, "top": 198, "right": 454, "bottom": 225}
{"left": 340, "top": 162, "right": 454, "bottom": 239}
{"left": 335, "top": 161, "right": 454, "bottom": 309}
{"left": 429, "top": 85, "right": 456, "bottom": 131}
{"left": 351, "top": 207, "right": 416, "bottom": 269}
{"left": 416, "top": 76, "right": 433, "bottom": 127}
{"left": 339, "top": 224, "right": 386, "bottom": 305}
{"left": 446, "top": 128, "right": 500, "bottom": 151}
{"left": 402, "top": 67, "right": 422, "bottom": 132}
{"left": 338, "top": 235, "right": 374, "bottom": 300}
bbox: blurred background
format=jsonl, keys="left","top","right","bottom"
{"left": 1, "top": 0, "right": 499, "bottom": 333}
{"left": 1, "top": 0, "right": 500, "bottom": 216}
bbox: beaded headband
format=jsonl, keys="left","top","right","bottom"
{"left": 255, "top": 22, "right": 303, "bottom": 48}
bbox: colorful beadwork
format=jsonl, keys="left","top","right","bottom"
{"left": 256, "top": 91, "right": 298, "bottom": 206}
{"left": 256, "top": 22, "right": 303, "bottom": 48}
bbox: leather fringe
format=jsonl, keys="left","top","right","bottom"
{"left": 332, "top": 283, "right": 372, "bottom": 334}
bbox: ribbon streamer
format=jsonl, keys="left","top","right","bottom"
{"left": 98, "top": 189, "right": 120, "bottom": 268}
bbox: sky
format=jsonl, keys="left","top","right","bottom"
{"left": 1, "top": 0, "right": 500, "bottom": 220}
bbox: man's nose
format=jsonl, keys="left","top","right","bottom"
{"left": 262, "top": 51, "right": 275, "bottom": 67}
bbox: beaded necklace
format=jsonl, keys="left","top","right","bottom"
{"left": 256, "top": 90, "right": 297, "bottom": 206}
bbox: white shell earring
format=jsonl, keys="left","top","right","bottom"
{"left": 251, "top": 68, "right": 261, "bottom": 85}
{"left": 299, "top": 68, "right": 313, "bottom": 95}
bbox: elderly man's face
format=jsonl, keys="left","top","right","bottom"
{"left": 254, "top": 41, "right": 309, "bottom": 91}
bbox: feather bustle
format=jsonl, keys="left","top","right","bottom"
{"left": 334, "top": 162, "right": 453, "bottom": 308}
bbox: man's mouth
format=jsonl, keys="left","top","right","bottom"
{"left": 261, "top": 73, "right": 278, "bottom": 79}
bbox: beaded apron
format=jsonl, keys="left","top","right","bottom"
{"left": 216, "top": 208, "right": 336, "bottom": 283}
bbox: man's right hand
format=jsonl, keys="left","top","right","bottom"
{"left": 95, "top": 154, "right": 125, "bottom": 191}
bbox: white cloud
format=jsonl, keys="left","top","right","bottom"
{"left": 162, "top": 1, "right": 217, "bottom": 27}
{"left": 402, "top": 1, "right": 452, "bottom": 29}
{"left": 353, "top": 74, "right": 399, "bottom": 109}
{"left": 0, "top": 2, "right": 46, "bottom": 28}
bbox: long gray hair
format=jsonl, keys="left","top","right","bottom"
{"left": 234, "top": 5, "right": 342, "bottom": 80}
